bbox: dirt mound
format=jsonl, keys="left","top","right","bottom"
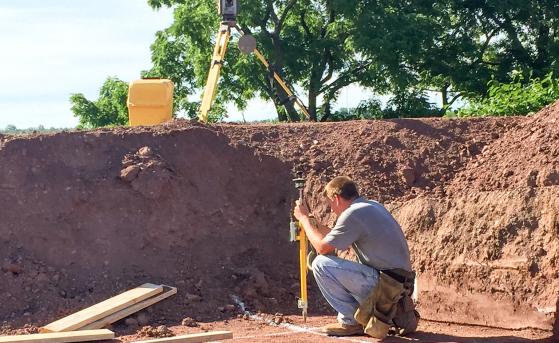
{"left": 218, "top": 118, "right": 518, "bottom": 202}
{"left": 0, "top": 125, "right": 306, "bottom": 326}
{"left": 391, "top": 188, "right": 558, "bottom": 330}
{"left": 0, "top": 115, "right": 557, "bottom": 337}
{"left": 449, "top": 101, "right": 559, "bottom": 193}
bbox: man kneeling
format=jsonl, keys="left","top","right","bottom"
{"left": 293, "top": 176, "right": 418, "bottom": 337}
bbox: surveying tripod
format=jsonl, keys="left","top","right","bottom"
{"left": 199, "top": 0, "right": 310, "bottom": 122}
{"left": 289, "top": 173, "right": 310, "bottom": 321}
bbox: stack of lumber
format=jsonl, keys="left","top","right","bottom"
{"left": 0, "top": 283, "right": 176, "bottom": 343}
{"left": 0, "top": 283, "right": 232, "bottom": 343}
{"left": 41, "top": 283, "right": 177, "bottom": 332}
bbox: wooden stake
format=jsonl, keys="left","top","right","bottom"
{"left": 132, "top": 331, "right": 233, "bottom": 343}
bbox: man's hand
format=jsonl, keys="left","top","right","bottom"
{"left": 293, "top": 200, "right": 310, "bottom": 221}
{"left": 293, "top": 200, "right": 335, "bottom": 255}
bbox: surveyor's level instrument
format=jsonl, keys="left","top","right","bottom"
{"left": 199, "top": 1, "right": 310, "bottom": 122}
{"left": 290, "top": 174, "right": 309, "bottom": 321}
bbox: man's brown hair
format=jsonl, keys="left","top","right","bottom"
{"left": 323, "top": 176, "right": 360, "bottom": 200}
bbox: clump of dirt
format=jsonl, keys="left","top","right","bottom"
{"left": 0, "top": 324, "right": 39, "bottom": 336}
{"left": 181, "top": 317, "right": 198, "bottom": 327}
{"left": 137, "top": 325, "right": 174, "bottom": 338}
{"left": 120, "top": 146, "right": 177, "bottom": 199}
{"left": 1, "top": 101, "right": 558, "bottom": 338}
{"left": 266, "top": 313, "right": 292, "bottom": 325}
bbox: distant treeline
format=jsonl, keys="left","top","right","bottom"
{"left": 0, "top": 125, "right": 65, "bottom": 135}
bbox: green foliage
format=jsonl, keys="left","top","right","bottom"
{"left": 338, "top": 0, "right": 559, "bottom": 112}
{"left": 329, "top": 90, "right": 441, "bottom": 121}
{"left": 70, "top": 77, "right": 129, "bottom": 129}
{"left": 456, "top": 72, "right": 559, "bottom": 117}
{"left": 3, "top": 124, "right": 17, "bottom": 132}
{"left": 327, "top": 99, "right": 383, "bottom": 121}
{"left": 382, "top": 90, "right": 442, "bottom": 118}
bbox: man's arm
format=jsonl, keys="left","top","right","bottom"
{"left": 294, "top": 200, "right": 335, "bottom": 255}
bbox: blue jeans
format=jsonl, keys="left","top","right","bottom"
{"left": 312, "top": 255, "right": 379, "bottom": 325}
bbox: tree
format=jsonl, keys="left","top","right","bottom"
{"left": 5, "top": 125, "right": 17, "bottom": 132}
{"left": 345, "top": 0, "right": 559, "bottom": 111}
{"left": 327, "top": 90, "right": 440, "bottom": 121}
{"left": 147, "top": 0, "right": 380, "bottom": 122}
{"left": 70, "top": 77, "right": 129, "bottom": 128}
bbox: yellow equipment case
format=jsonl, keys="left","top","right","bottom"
{"left": 127, "top": 78, "right": 174, "bottom": 126}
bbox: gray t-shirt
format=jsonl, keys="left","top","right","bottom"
{"left": 324, "top": 197, "right": 412, "bottom": 271}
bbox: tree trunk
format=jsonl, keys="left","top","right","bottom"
{"left": 273, "top": 100, "right": 288, "bottom": 122}
{"left": 269, "top": 76, "right": 300, "bottom": 122}
{"left": 308, "top": 89, "right": 317, "bottom": 121}
{"left": 441, "top": 85, "right": 448, "bottom": 108}
{"left": 320, "top": 101, "right": 332, "bottom": 121}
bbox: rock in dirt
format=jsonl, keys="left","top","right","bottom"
{"left": 401, "top": 167, "right": 416, "bottom": 186}
{"left": 181, "top": 317, "right": 198, "bottom": 327}
{"left": 218, "top": 304, "right": 236, "bottom": 312}
{"left": 538, "top": 168, "right": 559, "bottom": 186}
{"left": 271, "top": 313, "right": 284, "bottom": 325}
{"left": 138, "top": 146, "right": 154, "bottom": 157}
{"left": 2, "top": 263, "right": 22, "bottom": 275}
{"left": 120, "top": 165, "right": 141, "bottom": 182}
{"left": 526, "top": 170, "right": 539, "bottom": 187}
{"left": 35, "top": 272, "right": 49, "bottom": 283}
{"left": 138, "top": 325, "right": 174, "bottom": 338}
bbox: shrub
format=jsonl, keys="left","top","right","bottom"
{"left": 456, "top": 72, "right": 559, "bottom": 117}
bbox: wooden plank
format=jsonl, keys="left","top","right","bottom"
{"left": 42, "top": 283, "right": 163, "bottom": 332}
{"left": 0, "top": 329, "right": 114, "bottom": 343}
{"left": 82, "top": 285, "right": 177, "bottom": 330}
{"left": 132, "top": 331, "right": 233, "bottom": 343}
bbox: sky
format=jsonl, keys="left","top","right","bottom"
{"left": 0, "top": 1, "right": 378, "bottom": 129}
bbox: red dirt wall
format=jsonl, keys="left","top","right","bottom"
{"left": 1, "top": 103, "right": 558, "bottom": 335}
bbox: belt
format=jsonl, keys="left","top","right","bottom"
{"left": 382, "top": 268, "right": 415, "bottom": 284}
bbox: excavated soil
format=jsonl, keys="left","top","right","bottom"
{"left": 1, "top": 102, "right": 558, "bottom": 342}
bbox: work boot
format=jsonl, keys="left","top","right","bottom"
{"left": 321, "top": 322, "right": 363, "bottom": 336}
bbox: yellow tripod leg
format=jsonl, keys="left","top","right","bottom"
{"left": 199, "top": 24, "right": 231, "bottom": 122}
{"left": 252, "top": 49, "right": 311, "bottom": 120}
{"left": 297, "top": 224, "right": 308, "bottom": 321}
